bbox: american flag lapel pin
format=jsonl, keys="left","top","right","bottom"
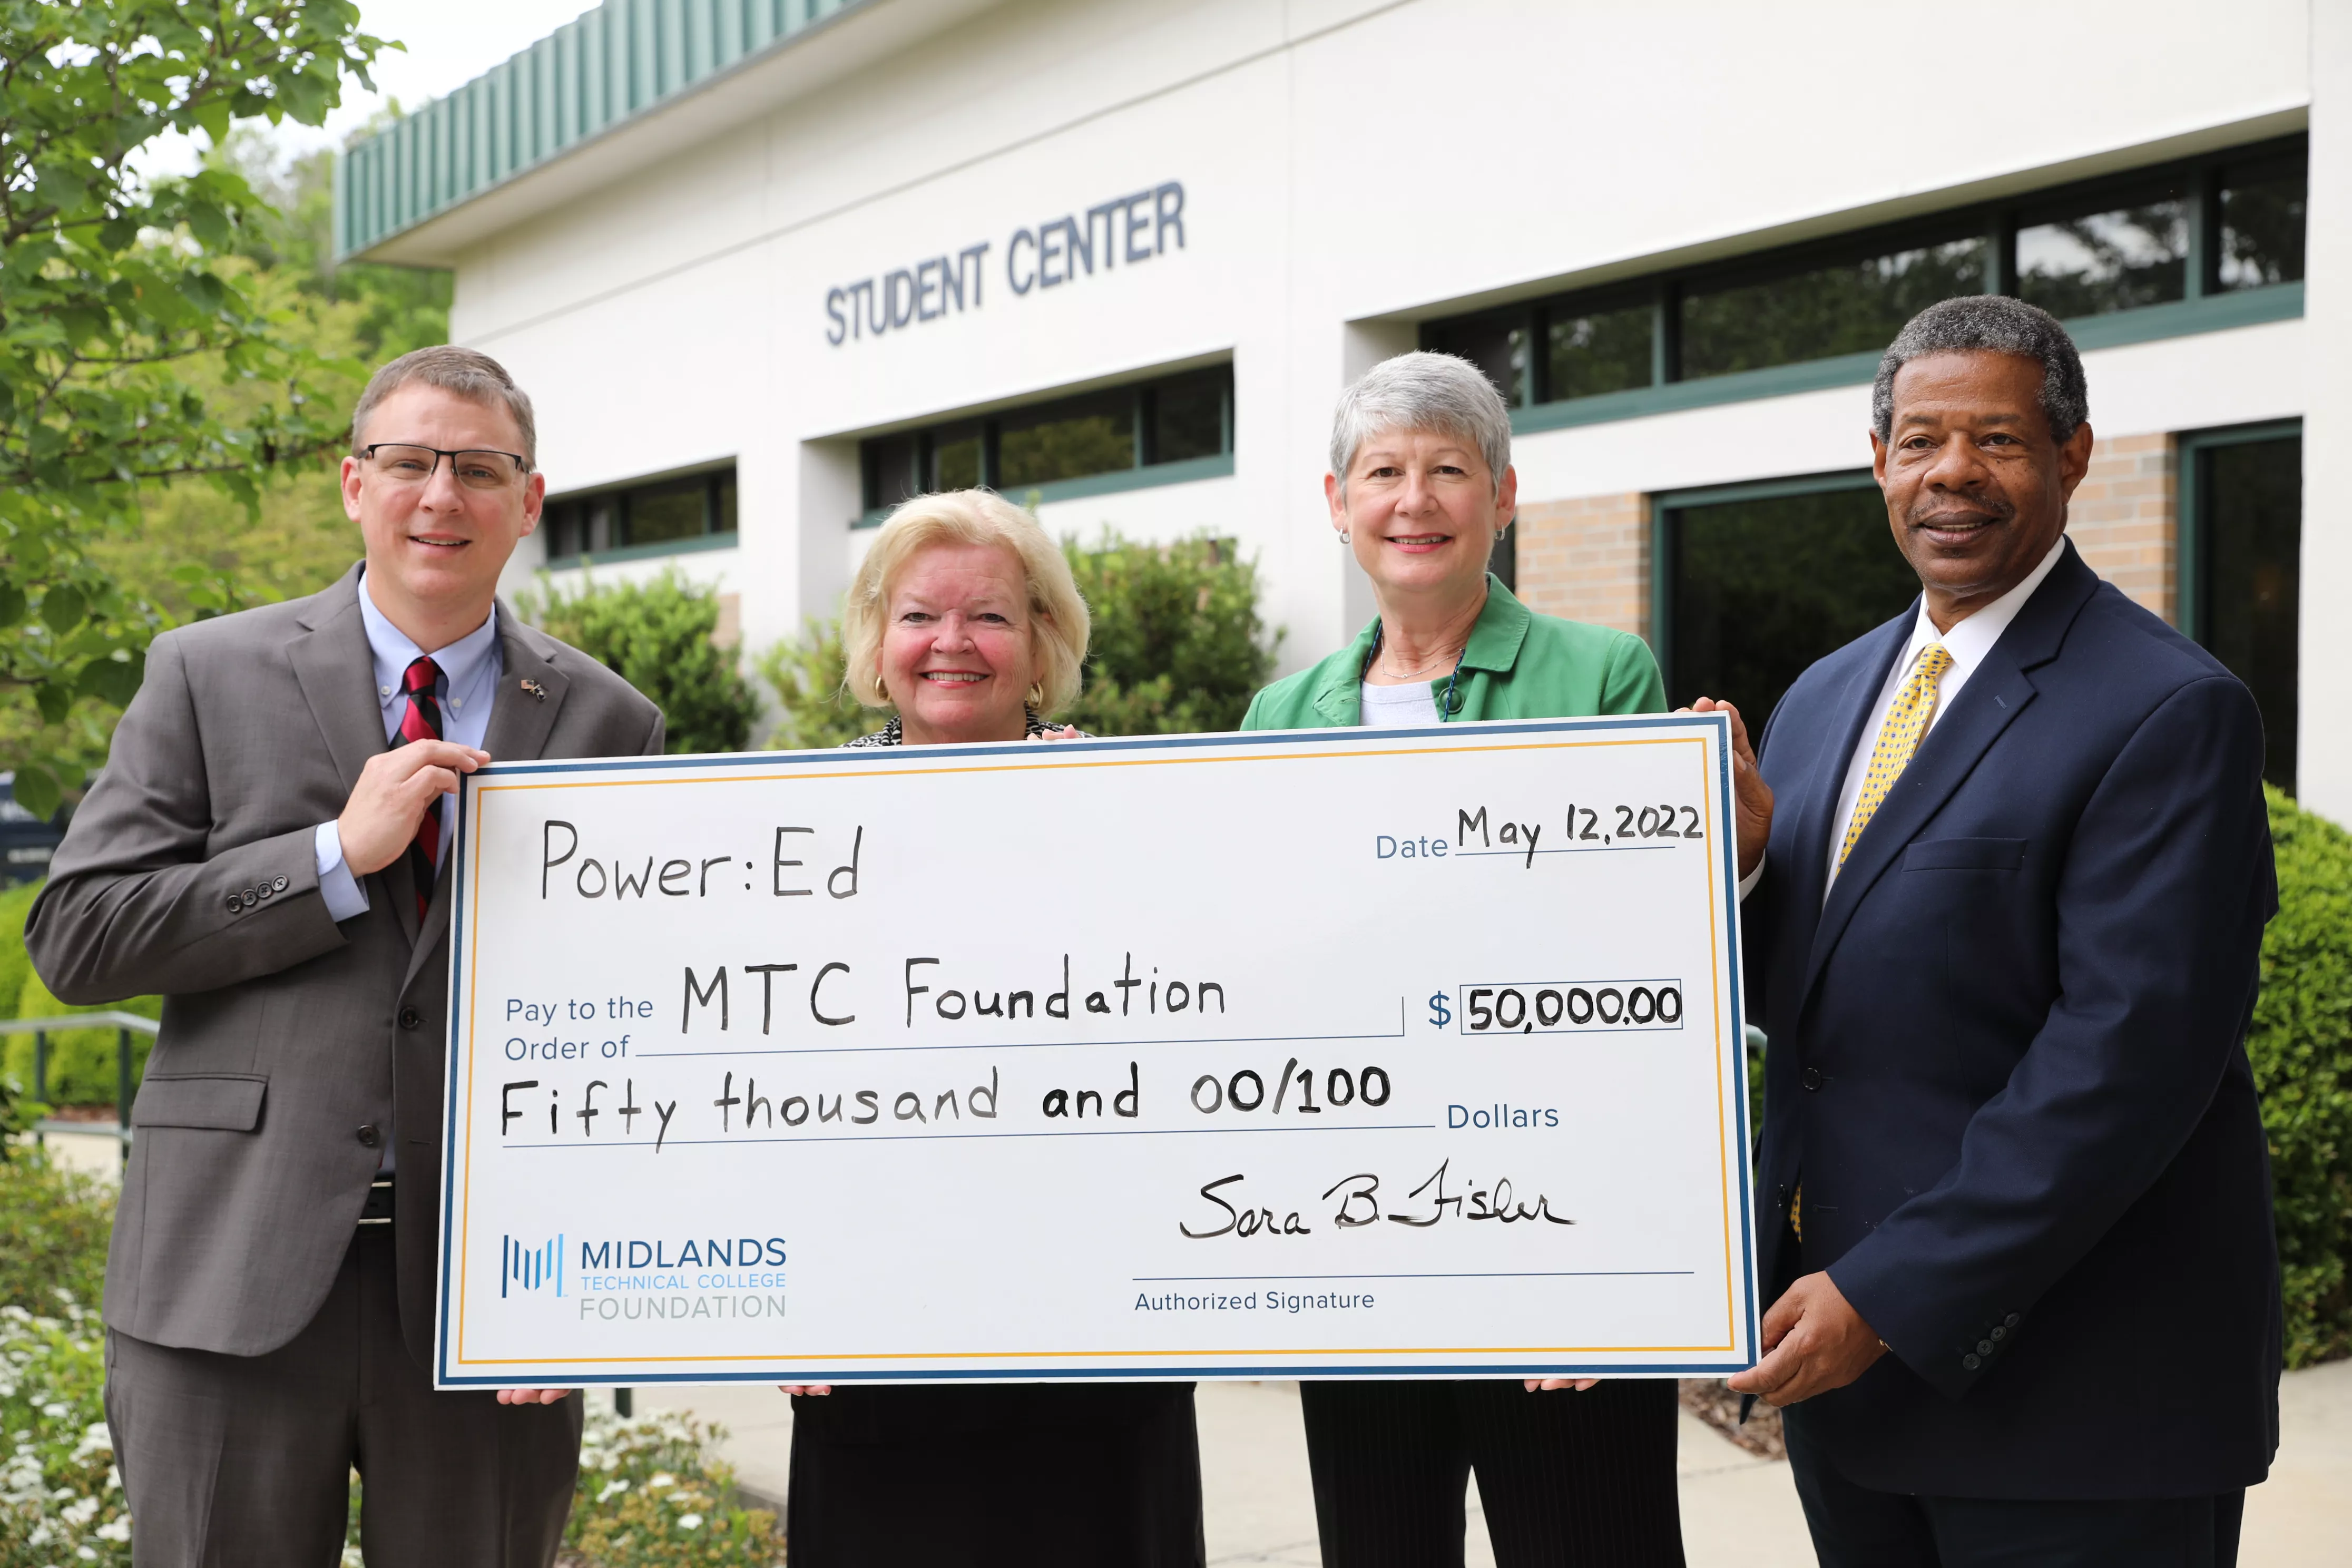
{"left": 520, "top": 678, "right": 547, "bottom": 701}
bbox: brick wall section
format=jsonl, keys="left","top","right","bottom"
{"left": 2064, "top": 432, "right": 2174, "bottom": 621}
{"left": 1512, "top": 492, "right": 1650, "bottom": 638}
{"left": 1516, "top": 439, "right": 2175, "bottom": 642}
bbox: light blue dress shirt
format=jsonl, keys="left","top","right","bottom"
{"left": 311, "top": 571, "right": 504, "bottom": 920}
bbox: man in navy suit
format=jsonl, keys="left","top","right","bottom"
{"left": 1716, "top": 296, "right": 2279, "bottom": 1566}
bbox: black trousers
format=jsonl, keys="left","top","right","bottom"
{"left": 1299, "top": 1379, "right": 1685, "bottom": 1567}
{"left": 786, "top": 1383, "right": 1204, "bottom": 1568}
{"left": 103, "top": 1226, "right": 582, "bottom": 1568}
{"left": 1784, "top": 1403, "right": 2244, "bottom": 1567}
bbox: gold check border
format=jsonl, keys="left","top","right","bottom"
{"left": 450, "top": 736, "right": 1742, "bottom": 1369}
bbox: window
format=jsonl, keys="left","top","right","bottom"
{"left": 543, "top": 466, "right": 738, "bottom": 563}
{"left": 2015, "top": 175, "right": 2189, "bottom": 318}
{"left": 1425, "top": 291, "right": 1652, "bottom": 408}
{"left": 1656, "top": 475, "right": 1918, "bottom": 722}
{"left": 858, "top": 364, "right": 1233, "bottom": 521}
{"left": 1423, "top": 135, "right": 2305, "bottom": 422}
{"left": 2183, "top": 424, "right": 2301, "bottom": 790}
{"left": 1681, "top": 231, "right": 1984, "bottom": 381}
{"left": 2217, "top": 151, "right": 2306, "bottom": 290}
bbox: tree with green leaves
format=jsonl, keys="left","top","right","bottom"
{"left": 1, "top": 1, "right": 386, "bottom": 818}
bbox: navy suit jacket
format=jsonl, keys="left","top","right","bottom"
{"left": 1742, "top": 540, "right": 2280, "bottom": 1499}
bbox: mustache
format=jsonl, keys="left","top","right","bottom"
{"left": 1905, "top": 494, "right": 2015, "bottom": 530}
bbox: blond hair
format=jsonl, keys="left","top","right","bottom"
{"left": 842, "top": 490, "right": 1091, "bottom": 714}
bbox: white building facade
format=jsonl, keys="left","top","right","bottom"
{"left": 337, "top": 0, "right": 2347, "bottom": 816}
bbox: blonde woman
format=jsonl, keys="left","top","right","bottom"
{"left": 780, "top": 491, "right": 1204, "bottom": 1567}
{"left": 836, "top": 487, "right": 1090, "bottom": 747}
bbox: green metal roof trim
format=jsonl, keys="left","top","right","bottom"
{"left": 334, "top": 0, "right": 870, "bottom": 260}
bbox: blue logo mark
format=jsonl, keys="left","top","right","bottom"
{"left": 503, "top": 1233, "right": 565, "bottom": 1298}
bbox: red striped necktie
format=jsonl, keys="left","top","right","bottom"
{"left": 398, "top": 655, "right": 444, "bottom": 922}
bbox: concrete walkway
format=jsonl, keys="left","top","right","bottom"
{"left": 641, "top": 1361, "right": 2349, "bottom": 1565}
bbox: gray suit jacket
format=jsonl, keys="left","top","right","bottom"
{"left": 27, "top": 564, "right": 663, "bottom": 1365}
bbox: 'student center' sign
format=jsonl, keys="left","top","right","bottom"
{"left": 823, "top": 180, "right": 1187, "bottom": 347}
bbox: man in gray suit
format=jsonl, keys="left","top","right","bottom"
{"left": 27, "top": 346, "right": 663, "bottom": 1564}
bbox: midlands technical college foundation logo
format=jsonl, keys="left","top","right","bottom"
{"left": 503, "top": 1233, "right": 565, "bottom": 1299}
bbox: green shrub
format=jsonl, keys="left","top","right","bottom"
{"left": 2253, "top": 785, "right": 2352, "bottom": 1366}
{"left": 0, "top": 881, "right": 36, "bottom": 1020}
{"left": 524, "top": 570, "right": 758, "bottom": 756}
{"left": 0, "top": 1155, "right": 111, "bottom": 1319}
{"left": 1061, "top": 529, "right": 1279, "bottom": 737}
{"left": 3, "top": 969, "right": 156, "bottom": 1111}
{"left": 0, "top": 1075, "right": 34, "bottom": 1150}
{"left": 0, "top": 1293, "right": 128, "bottom": 1565}
{"left": 757, "top": 619, "right": 869, "bottom": 751}
{"left": 566, "top": 1406, "right": 782, "bottom": 1566}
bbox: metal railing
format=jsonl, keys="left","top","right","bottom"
{"left": 1, "top": 1012, "right": 159, "bottom": 1163}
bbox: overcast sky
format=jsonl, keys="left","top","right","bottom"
{"left": 146, "top": 0, "right": 597, "bottom": 175}
{"left": 317, "top": 0, "right": 601, "bottom": 146}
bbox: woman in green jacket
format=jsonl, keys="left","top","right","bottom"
{"left": 1242, "top": 351, "right": 1684, "bottom": 1568}
{"left": 1241, "top": 356, "right": 1662, "bottom": 733}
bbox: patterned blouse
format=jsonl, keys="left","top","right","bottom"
{"left": 841, "top": 711, "right": 1081, "bottom": 747}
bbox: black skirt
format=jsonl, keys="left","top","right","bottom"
{"left": 786, "top": 1383, "right": 1205, "bottom": 1568}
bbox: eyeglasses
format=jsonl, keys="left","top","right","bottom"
{"left": 360, "top": 444, "right": 533, "bottom": 489}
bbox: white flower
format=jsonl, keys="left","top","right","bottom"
{"left": 41, "top": 1402, "right": 68, "bottom": 1419}
{"left": 648, "top": 1472, "right": 675, "bottom": 1489}
{"left": 80, "top": 1546, "right": 101, "bottom": 1561}
{"left": 597, "top": 1478, "right": 630, "bottom": 1502}
{"left": 61, "top": 1494, "right": 100, "bottom": 1525}
{"left": 96, "top": 1515, "right": 131, "bottom": 1542}
{"left": 677, "top": 1513, "right": 703, "bottom": 1531}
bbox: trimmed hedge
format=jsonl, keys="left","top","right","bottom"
{"left": 2253, "top": 785, "right": 2352, "bottom": 1366}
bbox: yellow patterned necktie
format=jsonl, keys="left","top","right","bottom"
{"left": 1839, "top": 642, "right": 1953, "bottom": 868}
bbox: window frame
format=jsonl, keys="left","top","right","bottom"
{"left": 1422, "top": 135, "right": 2306, "bottom": 434}
{"left": 2176, "top": 417, "right": 2303, "bottom": 650}
{"left": 854, "top": 362, "right": 1235, "bottom": 527}
{"left": 1649, "top": 468, "right": 1884, "bottom": 700}
{"left": 542, "top": 463, "right": 740, "bottom": 565}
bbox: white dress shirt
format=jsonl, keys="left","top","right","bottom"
{"left": 311, "top": 572, "right": 503, "bottom": 921}
{"left": 1820, "top": 535, "right": 2066, "bottom": 893}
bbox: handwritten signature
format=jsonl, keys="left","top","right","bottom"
{"left": 1180, "top": 1159, "right": 1573, "bottom": 1239}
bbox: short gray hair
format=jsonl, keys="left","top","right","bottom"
{"left": 350, "top": 345, "right": 538, "bottom": 465}
{"left": 1330, "top": 351, "right": 1511, "bottom": 495}
{"left": 1871, "top": 296, "right": 2088, "bottom": 446}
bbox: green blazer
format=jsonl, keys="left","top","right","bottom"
{"left": 1240, "top": 576, "right": 1665, "bottom": 729}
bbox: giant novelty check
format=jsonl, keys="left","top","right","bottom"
{"left": 435, "top": 715, "right": 1758, "bottom": 1387}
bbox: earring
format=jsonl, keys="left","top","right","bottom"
{"left": 1339, "top": 531, "right": 1351, "bottom": 543}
